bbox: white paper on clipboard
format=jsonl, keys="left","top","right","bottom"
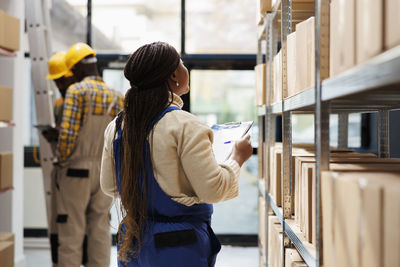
{"left": 211, "top": 121, "right": 253, "bottom": 164}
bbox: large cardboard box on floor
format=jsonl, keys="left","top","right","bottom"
{"left": 322, "top": 171, "right": 400, "bottom": 267}
{"left": 0, "top": 152, "right": 13, "bottom": 190}
{"left": 255, "top": 64, "right": 266, "bottom": 106}
{"left": 0, "top": 10, "right": 20, "bottom": 51}
{"left": 295, "top": 17, "right": 315, "bottom": 94}
{"left": 0, "top": 86, "right": 13, "bottom": 122}
{"left": 329, "top": 0, "right": 356, "bottom": 78}
{"left": 0, "top": 241, "right": 13, "bottom": 267}
{"left": 356, "top": 0, "right": 383, "bottom": 64}
{"left": 385, "top": 0, "right": 400, "bottom": 49}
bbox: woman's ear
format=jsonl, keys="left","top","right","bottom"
{"left": 169, "top": 69, "right": 178, "bottom": 82}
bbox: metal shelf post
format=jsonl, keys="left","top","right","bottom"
{"left": 281, "top": 1, "right": 293, "bottom": 266}
{"left": 338, "top": 113, "right": 349, "bottom": 148}
{"left": 378, "top": 110, "right": 390, "bottom": 158}
{"left": 315, "top": 0, "right": 330, "bottom": 267}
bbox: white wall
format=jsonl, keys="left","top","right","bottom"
{"left": 0, "top": 0, "right": 26, "bottom": 266}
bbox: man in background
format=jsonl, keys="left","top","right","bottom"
{"left": 54, "top": 42, "right": 123, "bottom": 267}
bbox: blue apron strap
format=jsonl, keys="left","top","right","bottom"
{"left": 147, "top": 106, "right": 180, "bottom": 133}
{"left": 114, "top": 106, "right": 180, "bottom": 194}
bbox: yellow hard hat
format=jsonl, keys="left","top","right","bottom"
{"left": 46, "top": 52, "right": 74, "bottom": 80}
{"left": 65, "top": 42, "right": 96, "bottom": 70}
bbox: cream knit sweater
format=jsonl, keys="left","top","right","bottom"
{"left": 100, "top": 93, "right": 241, "bottom": 206}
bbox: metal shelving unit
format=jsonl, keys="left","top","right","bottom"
{"left": 256, "top": 0, "right": 400, "bottom": 267}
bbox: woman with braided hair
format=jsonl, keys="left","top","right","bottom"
{"left": 100, "top": 42, "right": 252, "bottom": 267}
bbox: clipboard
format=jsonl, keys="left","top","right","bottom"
{"left": 211, "top": 121, "right": 253, "bottom": 164}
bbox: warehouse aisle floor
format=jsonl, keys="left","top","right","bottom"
{"left": 24, "top": 241, "right": 258, "bottom": 267}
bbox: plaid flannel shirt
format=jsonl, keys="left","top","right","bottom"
{"left": 57, "top": 76, "right": 124, "bottom": 161}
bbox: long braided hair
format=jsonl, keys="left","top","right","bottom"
{"left": 116, "top": 42, "right": 180, "bottom": 262}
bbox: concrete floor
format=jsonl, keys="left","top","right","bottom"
{"left": 24, "top": 240, "right": 259, "bottom": 267}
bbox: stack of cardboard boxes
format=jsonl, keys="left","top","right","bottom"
{"left": 0, "top": 9, "right": 17, "bottom": 192}
{"left": 0, "top": 233, "right": 14, "bottom": 267}
{"left": 322, "top": 171, "right": 400, "bottom": 267}
{"left": 257, "top": 0, "right": 400, "bottom": 266}
{"left": 0, "top": 10, "right": 16, "bottom": 123}
{"left": 0, "top": 9, "right": 17, "bottom": 266}
{"left": 267, "top": 141, "right": 400, "bottom": 266}
{"left": 330, "top": 0, "right": 400, "bottom": 78}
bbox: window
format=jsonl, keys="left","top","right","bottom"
{"left": 190, "top": 69, "right": 258, "bottom": 234}
{"left": 186, "top": 0, "right": 257, "bottom": 54}
{"left": 65, "top": 0, "right": 181, "bottom": 53}
{"left": 291, "top": 113, "right": 362, "bottom": 147}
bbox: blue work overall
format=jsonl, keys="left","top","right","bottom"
{"left": 113, "top": 106, "right": 221, "bottom": 267}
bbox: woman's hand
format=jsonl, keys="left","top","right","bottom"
{"left": 230, "top": 135, "right": 252, "bottom": 167}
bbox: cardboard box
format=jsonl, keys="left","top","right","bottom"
{"left": 273, "top": 50, "right": 282, "bottom": 103}
{"left": 0, "top": 10, "right": 20, "bottom": 51}
{"left": 385, "top": 0, "right": 400, "bottom": 49}
{"left": 259, "top": 0, "right": 273, "bottom": 15}
{"left": 295, "top": 17, "right": 315, "bottom": 94}
{"left": 330, "top": 0, "right": 356, "bottom": 78}
{"left": 285, "top": 248, "right": 308, "bottom": 267}
{"left": 307, "top": 17, "right": 315, "bottom": 89}
{"left": 0, "top": 86, "right": 12, "bottom": 122}
{"left": 302, "top": 158, "right": 400, "bottom": 244}
{"left": 0, "top": 241, "right": 13, "bottom": 267}
{"left": 356, "top": 0, "right": 383, "bottom": 64}
{"left": 259, "top": 196, "right": 266, "bottom": 250}
{"left": 329, "top": 0, "right": 339, "bottom": 78}
{"left": 0, "top": 233, "right": 14, "bottom": 242}
{"left": 268, "top": 216, "right": 281, "bottom": 267}
{"left": 383, "top": 184, "right": 400, "bottom": 267}
{"left": 286, "top": 32, "right": 297, "bottom": 98}
{"left": 255, "top": 64, "right": 266, "bottom": 106}
{"left": 322, "top": 171, "right": 400, "bottom": 267}
{"left": 272, "top": 222, "right": 283, "bottom": 267}
{"left": 321, "top": 171, "right": 334, "bottom": 267}
{"left": 0, "top": 152, "right": 13, "bottom": 190}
